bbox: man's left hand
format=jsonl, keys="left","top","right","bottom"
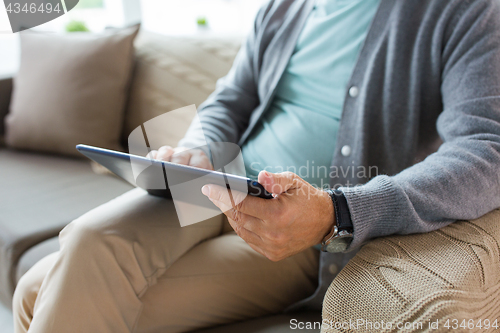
{"left": 201, "top": 171, "right": 335, "bottom": 261}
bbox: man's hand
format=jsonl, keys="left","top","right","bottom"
{"left": 201, "top": 171, "right": 335, "bottom": 261}
{"left": 147, "top": 146, "right": 213, "bottom": 170}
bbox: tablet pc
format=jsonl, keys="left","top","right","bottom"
{"left": 76, "top": 145, "right": 273, "bottom": 206}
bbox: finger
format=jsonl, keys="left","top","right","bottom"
{"left": 202, "top": 184, "right": 276, "bottom": 220}
{"left": 155, "top": 146, "right": 175, "bottom": 162}
{"left": 210, "top": 198, "right": 266, "bottom": 234}
{"left": 258, "top": 171, "right": 303, "bottom": 195}
{"left": 146, "top": 150, "right": 158, "bottom": 159}
{"left": 226, "top": 218, "right": 282, "bottom": 261}
{"left": 205, "top": 189, "right": 240, "bottom": 214}
{"left": 226, "top": 217, "right": 265, "bottom": 248}
{"left": 246, "top": 242, "right": 269, "bottom": 258}
{"left": 189, "top": 151, "right": 214, "bottom": 170}
{"left": 171, "top": 150, "right": 191, "bottom": 165}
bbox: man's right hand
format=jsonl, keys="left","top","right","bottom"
{"left": 147, "top": 146, "right": 214, "bottom": 170}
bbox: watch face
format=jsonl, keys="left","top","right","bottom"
{"left": 325, "top": 235, "right": 353, "bottom": 253}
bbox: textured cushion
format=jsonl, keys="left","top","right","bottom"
{"left": 5, "top": 25, "right": 139, "bottom": 157}
{"left": 322, "top": 209, "right": 500, "bottom": 332}
{"left": 123, "top": 32, "right": 240, "bottom": 148}
{"left": 0, "top": 148, "right": 133, "bottom": 307}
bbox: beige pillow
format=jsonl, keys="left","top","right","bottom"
{"left": 5, "top": 25, "right": 139, "bottom": 157}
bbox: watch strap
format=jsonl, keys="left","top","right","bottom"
{"left": 321, "top": 189, "right": 353, "bottom": 253}
{"left": 326, "top": 189, "right": 353, "bottom": 232}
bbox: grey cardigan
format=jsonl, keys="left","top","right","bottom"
{"left": 180, "top": 0, "right": 500, "bottom": 309}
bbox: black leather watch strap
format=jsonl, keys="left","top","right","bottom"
{"left": 326, "top": 189, "right": 353, "bottom": 232}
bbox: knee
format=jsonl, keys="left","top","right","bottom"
{"left": 58, "top": 213, "right": 125, "bottom": 256}
{"left": 58, "top": 220, "right": 99, "bottom": 255}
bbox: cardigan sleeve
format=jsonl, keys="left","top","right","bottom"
{"left": 341, "top": 0, "right": 500, "bottom": 250}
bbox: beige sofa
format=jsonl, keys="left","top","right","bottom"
{"left": 1, "top": 31, "right": 499, "bottom": 333}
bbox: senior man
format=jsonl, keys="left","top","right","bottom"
{"left": 13, "top": 0, "right": 500, "bottom": 332}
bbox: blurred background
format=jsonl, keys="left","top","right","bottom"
{"left": 0, "top": 0, "right": 267, "bottom": 76}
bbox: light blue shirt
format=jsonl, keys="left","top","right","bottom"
{"left": 241, "top": 0, "right": 380, "bottom": 188}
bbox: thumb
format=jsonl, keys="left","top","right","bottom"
{"left": 258, "top": 171, "right": 302, "bottom": 195}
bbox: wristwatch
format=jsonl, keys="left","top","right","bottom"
{"left": 321, "top": 189, "right": 354, "bottom": 253}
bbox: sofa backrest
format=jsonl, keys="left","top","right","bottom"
{"left": 0, "top": 32, "right": 241, "bottom": 150}
{"left": 123, "top": 32, "right": 241, "bottom": 149}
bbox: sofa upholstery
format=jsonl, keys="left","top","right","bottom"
{"left": 0, "top": 149, "right": 134, "bottom": 302}
{"left": 123, "top": 33, "right": 241, "bottom": 147}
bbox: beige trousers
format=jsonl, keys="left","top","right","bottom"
{"left": 13, "top": 189, "right": 319, "bottom": 333}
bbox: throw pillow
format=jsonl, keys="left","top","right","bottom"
{"left": 5, "top": 24, "right": 139, "bottom": 157}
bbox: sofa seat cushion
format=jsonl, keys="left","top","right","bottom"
{"left": 15, "top": 237, "right": 59, "bottom": 284}
{"left": 0, "top": 148, "right": 133, "bottom": 307}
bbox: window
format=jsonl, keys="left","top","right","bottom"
{"left": 141, "top": 0, "right": 267, "bottom": 36}
{"left": 0, "top": 0, "right": 265, "bottom": 75}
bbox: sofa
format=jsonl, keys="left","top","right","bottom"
{"left": 1, "top": 31, "right": 499, "bottom": 333}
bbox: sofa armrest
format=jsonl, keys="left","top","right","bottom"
{"left": 322, "top": 209, "right": 500, "bottom": 332}
{"left": 0, "top": 76, "right": 13, "bottom": 139}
